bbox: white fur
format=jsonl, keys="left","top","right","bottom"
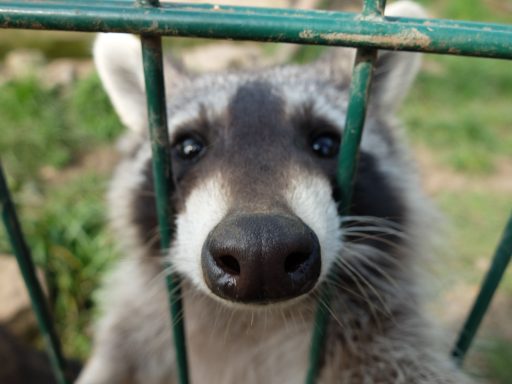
{"left": 169, "top": 174, "right": 230, "bottom": 292}
{"left": 285, "top": 172, "right": 343, "bottom": 281}
{"left": 386, "top": 0, "right": 428, "bottom": 19}
{"left": 94, "top": 34, "right": 148, "bottom": 134}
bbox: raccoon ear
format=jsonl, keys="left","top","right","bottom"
{"left": 369, "top": 50, "right": 422, "bottom": 114}
{"left": 93, "top": 33, "right": 186, "bottom": 134}
{"left": 369, "top": 1, "right": 427, "bottom": 113}
{"left": 94, "top": 34, "right": 148, "bottom": 134}
{"left": 316, "top": 1, "right": 426, "bottom": 113}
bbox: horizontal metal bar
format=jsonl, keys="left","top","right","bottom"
{"left": 6, "top": 0, "right": 512, "bottom": 33}
{"left": 0, "top": 1, "right": 511, "bottom": 59}
{"left": 452, "top": 213, "right": 512, "bottom": 364}
{"left": 0, "top": 0, "right": 343, "bottom": 19}
{"left": 7, "top": 0, "right": 512, "bottom": 34}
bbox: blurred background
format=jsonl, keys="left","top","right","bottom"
{"left": 0, "top": 0, "right": 510, "bottom": 382}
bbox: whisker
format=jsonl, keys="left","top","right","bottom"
{"left": 326, "top": 269, "right": 388, "bottom": 327}
{"left": 280, "top": 308, "right": 290, "bottom": 332}
{"left": 336, "top": 258, "right": 393, "bottom": 321}
{"left": 343, "top": 231, "right": 409, "bottom": 253}
{"left": 311, "top": 291, "right": 345, "bottom": 330}
{"left": 345, "top": 242, "right": 405, "bottom": 267}
{"left": 340, "top": 215, "right": 405, "bottom": 231}
{"left": 324, "top": 274, "right": 373, "bottom": 303}
{"left": 343, "top": 226, "right": 410, "bottom": 240}
{"left": 338, "top": 258, "right": 389, "bottom": 305}
{"left": 223, "top": 309, "right": 236, "bottom": 345}
{"left": 343, "top": 247, "right": 401, "bottom": 290}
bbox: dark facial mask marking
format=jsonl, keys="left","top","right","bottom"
{"left": 220, "top": 81, "right": 295, "bottom": 212}
{"left": 339, "top": 151, "right": 408, "bottom": 283}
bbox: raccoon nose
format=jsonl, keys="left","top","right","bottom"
{"left": 202, "top": 214, "right": 321, "bottom": 303}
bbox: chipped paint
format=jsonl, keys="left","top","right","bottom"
{"left": 0, "top": 1, "right": 511, "bottom": 58}
{"left": 299, "top": 29, "right": 315, "bottom": 39}
{"left": 317, "top": 27, "right": 432, "bottom": 49}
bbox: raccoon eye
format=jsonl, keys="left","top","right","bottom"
{"left": 174, "top": 135, "right": 205, "bottom": 161}
{"left": 311, "top": 133, "right": 340, "bottom": 158}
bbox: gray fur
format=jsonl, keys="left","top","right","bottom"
{"left": 77, "top": 2, "right": 472, "bottom": 383}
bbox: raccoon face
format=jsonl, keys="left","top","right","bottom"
{"left": 167, "top": 79, "right": 343, "bottom": 303}
{"left": 95, "top": 2, "right": 423, "bottom": 307}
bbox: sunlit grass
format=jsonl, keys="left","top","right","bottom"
{"left": 402, "top": 55, "right": 512, "bottom": 174}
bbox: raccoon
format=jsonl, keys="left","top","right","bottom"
{"left": 77, "top": 2, "right": 470, "bottom": 383}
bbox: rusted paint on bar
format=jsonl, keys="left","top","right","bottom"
{"left": 0, "top": 0, "right": 511, "bottom": 59}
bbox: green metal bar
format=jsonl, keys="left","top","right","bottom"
{"left": 0, "top": 161, "right": 69, "bottom": 384}
{"left": 452, "top": 213, "right": 512, "bottom": 364}
{"left": 137, "top": 1, "right": 189, "bottom": 382}
{"left": 10, "top": 0, "right": 342, "bottom": 18}
{"left": 306, "top": 49, "right": 379, "bottom": 384}
{"left": 1, "top": 1, "right": 512, "bottom": 59}
{"left": 361, "top": 0, "right": 386, "bottom": 16}
{"left": 306, "top": 1, "right": 384, "bottom": 382}
{"left": 337, "top": 0, "right": 385, "bottom": 215}
{"left": 5, "top": 0, "right": 512, "bottom": 34}
{"left": 336, "top": 49, "right": 377, "bottom": 213}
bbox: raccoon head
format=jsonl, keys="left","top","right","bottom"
{"left": 94, "top": 2, "right": 427, "bottom": 307}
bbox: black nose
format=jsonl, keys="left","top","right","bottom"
{"left": 201, "top": 214, "right": 321, "bottom": 303}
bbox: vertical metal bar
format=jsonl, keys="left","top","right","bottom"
{"left": 336, "top": 48, "right": 378, "bottom": 214}
{"left": 305, "top": 1, "right": 385, "bottom": 383}
{"left": 136, "top": 1, "right": 189, "bottom": 383}
{"left": 0, "top": 161, "right": 69, "bottom": 384}
{"left": 452, "top": 213, "right": 512, "bottom": 364}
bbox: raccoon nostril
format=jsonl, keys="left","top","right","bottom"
{"left": 203, "top": 214, "right": 321, "bottom": 303}
{"left": 284, "top": 252, "right": 311, "bottom": 274}
{"left": 217, "top": 255, "right": 241, "bottom": 276}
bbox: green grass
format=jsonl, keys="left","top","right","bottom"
{"left": 0, "top": 31, "right": 92, "bottom": 59}
{"left": 400, "top": 0, "right": 512, "bottom": 175}
{"left": 427, "top": 190, "right": 512, "bottom": 383}
{"left": 436, "top": 191, "right": 512, "bottom": 287}
{"left": 0, "top": 77, "right": 72, "bottom": 183}
{"left": 0, "top": 73, "right": 122, "bottom": 358}
{"left": 401, "top": 56, "right": 512, "bottom": 173}
{"left": 21, "top": 173, "right": 117, "bottom": 358}
{"left": 0, "top": 73, "right": 123, "bottom": 185}
{"left": 0, "top": 171, "right": 116, "bottom": 359}
{"left": 479, "top": 340, "right": 512, "bottom": 384}
{"left": 416, "top": 0, "right": 512, "bottom": 23}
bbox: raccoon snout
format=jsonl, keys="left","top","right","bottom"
{"left": 201, "top": 213, "right": 321, "bottom": 303}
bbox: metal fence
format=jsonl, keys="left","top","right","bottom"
{"left": 0, "top": 1, "right": 511, "bottom": 383}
